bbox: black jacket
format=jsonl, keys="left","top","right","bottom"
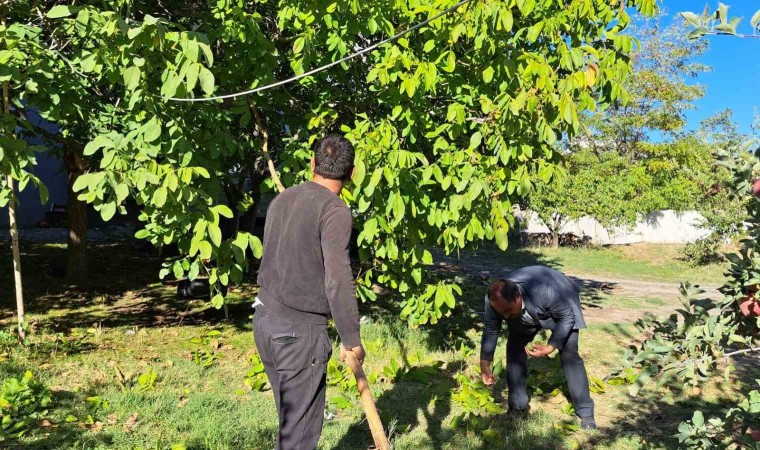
{"left": 480, "top": 266, "right": 585, "bottom": 361}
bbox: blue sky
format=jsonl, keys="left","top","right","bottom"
{"left": 653, "top": 1, "right": 759, "bottom": 136}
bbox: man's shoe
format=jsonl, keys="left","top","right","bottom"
{"left": 503, "top": 408, "right": 530, "bottom": 421}
{"left": 580, "top": 417, "right": 597, "bottom": 430}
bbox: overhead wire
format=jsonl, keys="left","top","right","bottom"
{"left": 168, "top": 0, "right": 474, "bottom": 102}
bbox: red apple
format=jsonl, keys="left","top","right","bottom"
{"left": 753, "top": 178, "right": 760, "bottom": 197}
{"left": 739, "top": 294, "right": 760, "bottom": 317}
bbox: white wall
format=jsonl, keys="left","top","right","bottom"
{"left": 521, "top": 209, "right": 711, "bottom": 245}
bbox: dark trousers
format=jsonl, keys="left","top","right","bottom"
{"left": 254, "top": 305, "right": 333, "bottom": 450}
{"left": 506, "top": 319, "right": 594, "bottom": 419}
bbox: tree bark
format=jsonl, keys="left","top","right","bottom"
{"left": 551, "top": 214, "right": 562, "bottom": 248}
{"left": 4, "top": 81, "right": 25, "bottom": 339}
{"left": 7, "top": 176, "right": 25, "bottom": 339}
{"left": 64, "top": 147, "right": 88, "bottom": 285}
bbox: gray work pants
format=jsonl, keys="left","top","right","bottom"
{"left": 254, "top": 304, "right": 333, "bottom": 450}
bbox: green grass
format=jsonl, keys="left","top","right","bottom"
{"left": 459, "top": 242, "right": 728, "bottom": 286}
{"left": 0, "top": 242, "right": 751, "bottom": 450}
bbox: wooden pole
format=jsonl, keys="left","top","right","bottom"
{"left": 344, "top": 351, "right": 391, "bottom": 450}
{"left": 3, "top": 81, "right": 25, "bottom": 340}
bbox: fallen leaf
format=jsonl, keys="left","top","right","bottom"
{"left": 39, "top": 419, "right": 56, "bottom": 428}
{"left": 178, "top": 396, "right": 189, "bottom": 408}
{"left": 123, "top": 413, "right": 140, "bottom": 432}
{"left": 91, "top": 421, "right": 104, "bottom": 433}
{"left": 107, "top": 413, "right": 118, "bottom": 425}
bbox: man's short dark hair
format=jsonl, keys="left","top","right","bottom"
{"left": 489, "top": 279, "right": 520, "bottom": 304}
{"left": 313, "top": 135, "right": 355, "bottom": 181}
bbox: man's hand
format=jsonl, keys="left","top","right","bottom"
{"left": 480, "top": 359, "right": 495, "bottom": 386}
{"left": 526, "top": 344, "right": 555, "bottom": 358}
{"left": 340, "top": 344, "right": 366, "bottom": 365}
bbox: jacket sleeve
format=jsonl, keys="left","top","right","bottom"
{"left": 546, "top": 294, "right": 575, "bottom": 350}
{"left": 321, "top": 205, "right": 361, "bottom": 348}
{"left": 480, "top": 295, "right": 503, "bottom": 361}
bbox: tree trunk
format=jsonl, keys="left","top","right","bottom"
{"left": 551, "top": 229, "right": 560, "bottom": 248}
{"left": 64, "top": 148, "right": 88, "bottom": 285}
{"left": 4, "top": 81, "right": 25, "bottom": 339}
{"left": 7, "top": 176, "right": 25, "bottom": 339}
{"left": 551, "top": 214, "right": 562, "bottom": 248}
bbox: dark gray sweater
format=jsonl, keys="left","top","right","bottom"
{"left": 257, "top": 182, "right": 361, "bottom": 347}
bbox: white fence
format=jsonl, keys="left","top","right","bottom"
{"left": 520, "top": 209, "right": 710, "bottom": 245}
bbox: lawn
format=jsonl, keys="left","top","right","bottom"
{"left": 0, "top": 242, "right": 752, "bottom": 450}
{"left": 452, "top": 242, "right": 729, "bottom": 286}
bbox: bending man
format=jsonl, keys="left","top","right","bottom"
{"left": 480, "top": 265, "right": 596, "bottom": 429}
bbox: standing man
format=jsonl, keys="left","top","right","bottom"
{"left": 254, "top": 135, "right": 365, "bottom": 450}
{"left": 479, "top": 265, "right": 596, "bottom": 429}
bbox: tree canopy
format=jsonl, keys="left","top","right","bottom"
{"left": 2, "top": 0, "right": 656, "bottom": 325}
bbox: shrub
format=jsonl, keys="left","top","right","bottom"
{"left": 682, "top": 234, "right": 725, "bottom": 266}
{"left": 0, "top": 371, "right": 51, "bottom": 439}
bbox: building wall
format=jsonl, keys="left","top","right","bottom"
{"left": 0, "top": 110, "right": 68, "bottom": 229}
{"left": 522, "top": 209, "right": 711, "bottom": 245}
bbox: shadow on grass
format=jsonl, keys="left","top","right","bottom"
{"left": 0, "top": 242, "right": 257, "bottom": 334}
{"left": 585, "top": 390, "right": 739, "bottom": 449}
{"left": 330, "top": 317, "right": 456, "bottom": 450}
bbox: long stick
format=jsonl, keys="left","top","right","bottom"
{"left": 344, "top": 351, "right": 390, "bottom": 450}
{"left": 3, "top": 81, "right": 25, "bottom": 340}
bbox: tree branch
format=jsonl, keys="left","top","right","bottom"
{"left": 12, "top": 107, "right": 66, "bottom": 145}
{"left": 247, "top": 99, "right": 285, "bottom": 194}
{"left": 723, "top": 346, "right": 760, "bottom": 359}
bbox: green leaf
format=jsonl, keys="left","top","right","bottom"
{"left": 143, "top": 118, "right": 162, "bottom": 143}
{"left": 188, "top": 261, "right": 200, "bottom": 281}
{"left": 211, "top": 294, "right": 224, "bottom": 309}
{"left": 293, "top": 36, "right": 306, "bottom": 54}
{"left": 469, "top": 132, "right": 482, "bottom": 150}
{"left": 691, "top": 410, "right": 704, "bottom": 427}
{"left": 84, "top": 135, "right": 113, "bottom": 156}
{"left": 213, "top": 204, "right": 234, "bottom": 219}
{"left": 186, "top": 63, "right": 201, "bottom": 91}
{"left": 208, "top": 222, "right": 222, "bottom": 247}
{"left": 153, "top": 188, "right": 167, "bottom": 208}
{"left": 249, "top": 235, "right": 263, "bottom": 258}
{"left": 717, "top": 2, "right": 729, "bottom": 24}
{"left": 47, "top": 5, "right": 79, "bottom": 18}
{"left": 752, "top": 9, "right": 760, "bottom": 30}
{"left": 482, "top": 66, "right": 494, "bottom": 84}
{"left": 100, "top": 202, "right": 116, "bottom": 221}
{"left": 353, "top": 159, "right": 366, "bottom": 185}
{"left": 482, "top": 429, "right": 500, "bottom": 445}
{"left": 680, "top": 12, "right": 702, "bottom": 27}
{"left": 423, "top": 40, "right": 435, "bottom": 53}
{"left": 123, "top": 66, "right": 141, "bottom": 91}
{"left": 443, "top": 51, "right": 456, "bottom": 73}
{"left": 198, "top": 67, "right": 215, "bottom": 95}
{"left": 71, "top": 174, "right": 89, "bottom": 192}
{"left": 198, "top": 241, "right": 212, "bottom": 260}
